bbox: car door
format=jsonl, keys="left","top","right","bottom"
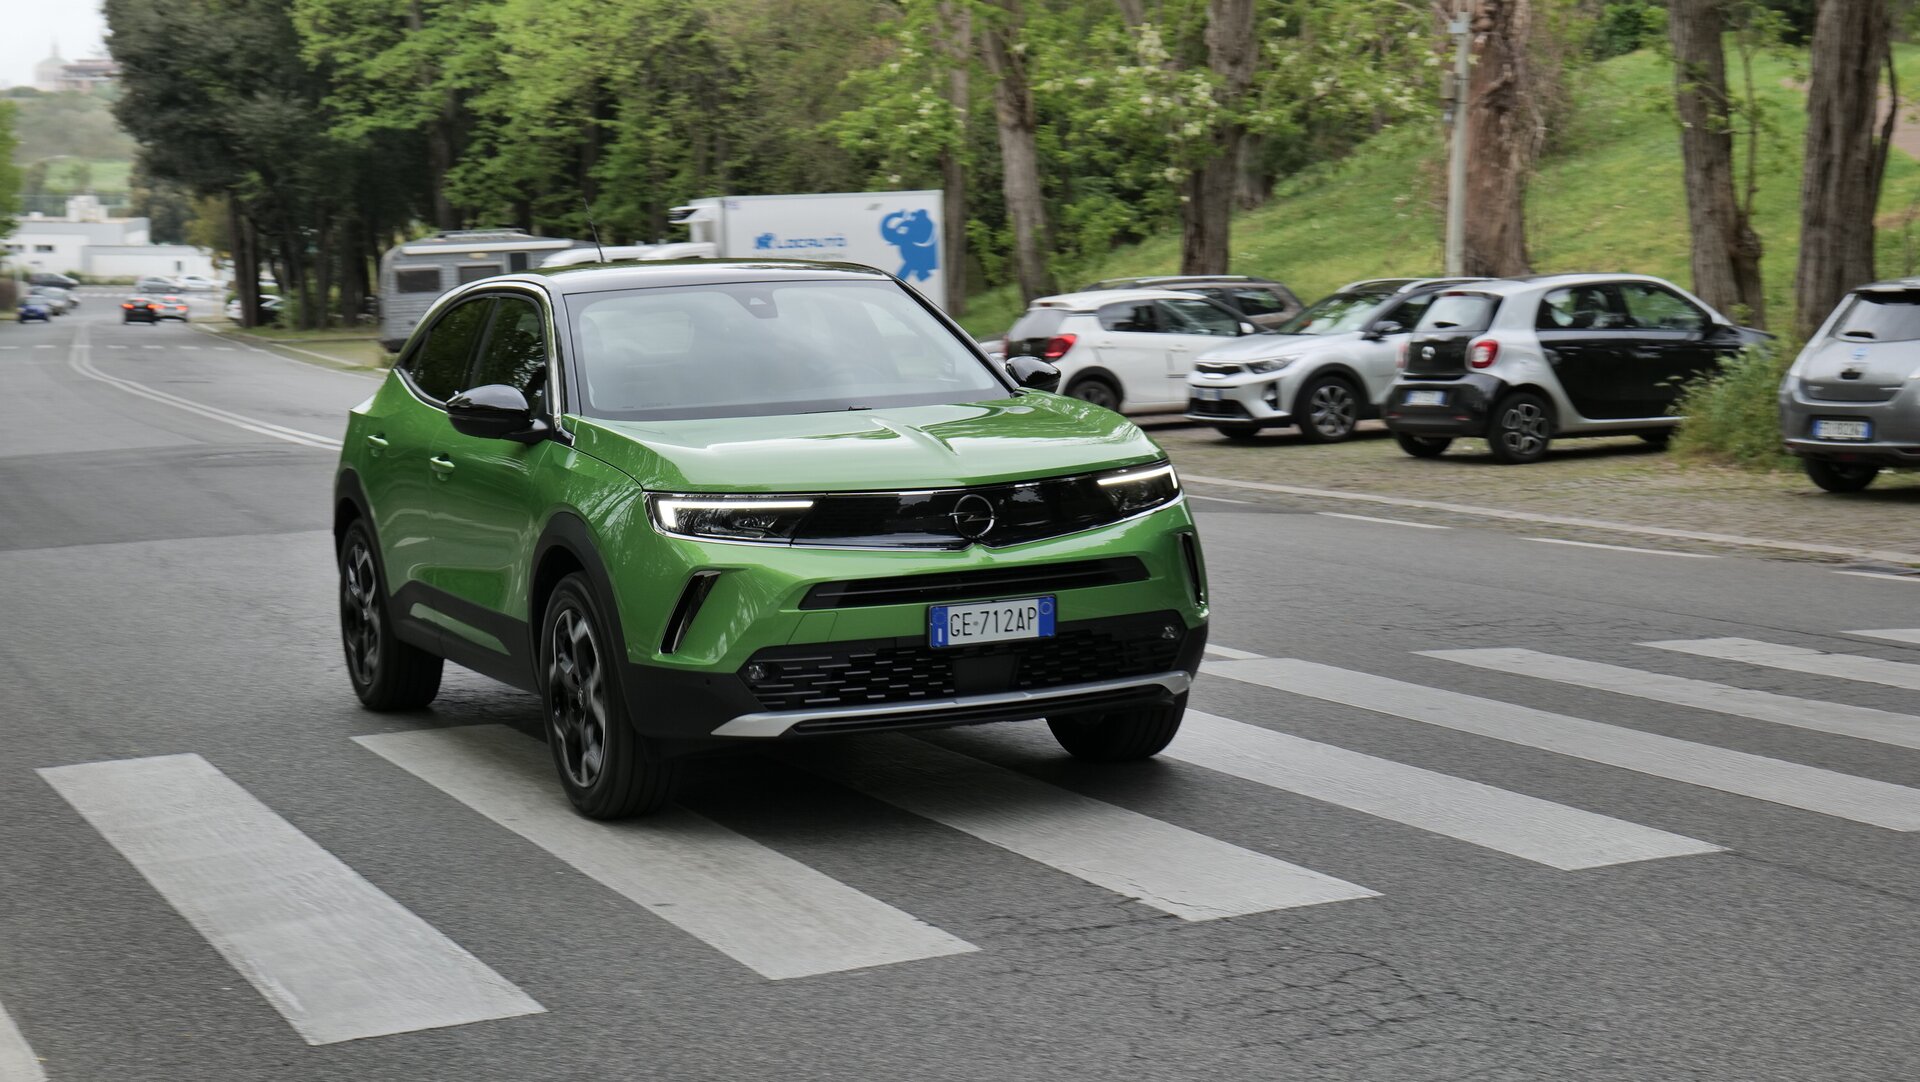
{"left": 365, "top": 294, "right": 493, "bottom": 594}
{"left": 1155, "top": 297, "right": 1247, "bottom": 402}
{"left": 1090, "top": 300, "right": 1173, "bottom": 407}
{"left": 428, "top": 290, "right": 561, "bottom": 644}
{"left": 1353, "top": 292, "right": 1438, "bottom": 402}
{"left": 1535, "top": 284, "right": 1638, "bottom": 419}
{"left": 1616, "top": 281, "right": 1719, "bottom": 416}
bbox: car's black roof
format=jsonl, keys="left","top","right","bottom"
{"left": 521, "top": 258, "right": 893, "bottom": 295}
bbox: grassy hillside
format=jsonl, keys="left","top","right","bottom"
{"left": 959, "top": 45, "right": 1920, "bottom": 339}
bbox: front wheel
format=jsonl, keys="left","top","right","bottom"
{"left": 542, "top": 574, "right": 677, "bottom": 818}
{"left": 1295, "top": 376, "right": 1362, "bottom": 442}
{"left": 1048, "top": 694, "right": 1186, "bottom": 762}
{"left": 338, "top": 520, "right": 442, "bottom": 711}
{"left": 1487, "top": 392, "right": 1553, "bottom": 464}
{"left": 1393, "top": 432, "right": 1452, "bottom": 458}
{"left": 1804, "top": 457, "right": 1880, "bottom": 493}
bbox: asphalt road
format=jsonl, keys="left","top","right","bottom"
{"left": 5, "top": 297, "right": 1920, "bottom": 1081}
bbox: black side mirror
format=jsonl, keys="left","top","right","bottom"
{"left": 447, "top": 384, "right": 549, "bottom": 444}
{"left": 1363, "top": 321, "right": 1404, "bottom": 341}
{"left": 1005, "top": 355, "right": 1062, "bottom": 393}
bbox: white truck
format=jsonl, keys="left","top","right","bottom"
{"left": 667, "top": 191, "right": 946, "bottom": 308}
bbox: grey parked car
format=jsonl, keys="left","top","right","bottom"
{"left": 1781, "top": 279, "right": 1920, "bottom": 491}
{"left": 1082, "top": 275, "right": 1304, "bottom": 329}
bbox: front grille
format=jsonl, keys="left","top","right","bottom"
{"left": 1194, "top": 362, "right": 1245, "bottom": 376}
{"left": 743, "top": 612, "right": 1186, "bottom": 711}
{"left": 1188, "top": 397, "right": 1252, "bottom": 419}
{"left": 800, "top": 557, "right": 1148, "bottom": 610}
{"left": 789, "top": 472, "right": 1127, "bottom": 549}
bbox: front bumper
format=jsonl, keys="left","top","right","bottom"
{"left": 1381, "top": 373, "right": 1505, "bottom": 436}
{"left": 1184, "top": 372, "right": 1296, "bottom": 426}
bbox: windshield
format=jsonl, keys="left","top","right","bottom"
{"left": 1831, "top": 290, "right": 1920, "bottom": 342}
{"left": 566, "top": 279, "right": 1006, "bottom": 421}
{"left": 1275, "top": 291, "right": 1391, "bottom": 335}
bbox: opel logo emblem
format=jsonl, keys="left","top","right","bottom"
{"left": 949, "top": 493, "right": 996, "bottom": 540}
{"left": 1422, "top": 346, "right": 1435, "bottom": 360}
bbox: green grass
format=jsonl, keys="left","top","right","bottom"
{"left": 38, "top": 158, "right": 133, "bottom": 196}
{"left": 959, "top": 44, "right": 1920, "bottom": 339}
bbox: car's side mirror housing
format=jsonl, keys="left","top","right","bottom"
{"left": 1238, "top": 321, "right": 1257, "bottom": 335}
{"left": 1005, "top": 355, "right": 1062, "bottom": 393}
{"left": 1363, "top": 321, "right": 1404, "bottom": 341}
{"left": 447, "top": 384, "right": 550, "bottom": 444}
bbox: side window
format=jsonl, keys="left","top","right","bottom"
{"left": 1619, "top": 283, "right": 1707, "bottom": 332}
{"left": 1158, "top": 298, "right": 1241, "bottom": 336}
{"left": 456, "top": 263, "right": 503, "bottom": 285}
{"left": 405, "top": 298, "right": 493, "bottom": 402}
{"left": 1097, "top": 301, "right": 1161, "bottom": 333}
{"left": 1381, "top": 295, "right": 1434, "bottom": 331}
{"left": 1228, "top": 287, "right": 1285, "bottom": 317}
{"left": 395, "top": 267, "right": 442, "bottom": 294}
{"left": 1537, "top": 286, "right": 1625, "bottom": 330}
{"left": 1416, "top": 293, "right": 1497, "bottom": 332}
{"left": 468, "top": 296, "right": 550, "bottom": 410}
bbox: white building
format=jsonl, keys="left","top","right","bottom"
{"left": 2, "top": 198, "right": 216, "bottom": 282}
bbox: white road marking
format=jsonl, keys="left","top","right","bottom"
{"left": 1645, "top": 638, "right": 1920, "bottom": 693}
{"left": 1523, "top": 537, "right": 1716, "bottom": 558}
{"left": 1204, "top": 643, "right": 1267, "bottom": 661}
{"left": 1851, "top": 629, "right": 1920, "bottom": 646}
{"left": 1428, "top": 648, "right": 1920, "bottom": 752}
{"left": 1834, "top": 571, "right": 1920, "bottom": 584}
{"left": 38, "top": 754, "right": 543, "bottom": 1045}
{"left": 142, "top": 344, "right": 163, "bottom": 350}
{"left": 1205, "top": 657, "right": 1920, "bottom": 830}
{"left": 1188, "top": 493, "right": 1252, "bottom": 505}
{"left": 66, "top": 326, "right": 342, "bottom": 449}
{"left": 355, "top": 726, "right": 975, "bottom": 979}
{"left": 108, "top": 344, "right": 126, "bottom": 349}
{"left": 1170, "top": 711, "right": 1719, "bottom": 869}
{"left": 0, "top": 346, "right": 15, "bottom": 351}
{"left": 0, "top": 998, "right": 48, "bottom": 1082}
{"left": 804, "top": 734, "right": 1377, "bottom": 919}
{"left": 214, "top": 346, "right": 235, "bottom": 352}
{"left": 34, "top": 344, "right": 54, "bottom": 349}
{"left": 1317, "top": 512, "right": 1449, "bottom": 530}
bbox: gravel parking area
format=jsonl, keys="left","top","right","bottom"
{"left": 1148, "top": 419, "right": 1920, "bottom": 566}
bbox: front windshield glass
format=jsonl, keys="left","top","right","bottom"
{"left": 566, "top": 279, "right": 1006, "bottom": 420}
{"left": 1275, "top": 291, "right": 1391, "bottom": 335}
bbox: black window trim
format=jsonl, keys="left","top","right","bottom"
{"left": 395, "top": 283, "right": 568, "bottom": 436}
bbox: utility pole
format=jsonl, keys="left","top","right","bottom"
{"left": 1443, "top": 4, "right": 1472, "bottom": 276}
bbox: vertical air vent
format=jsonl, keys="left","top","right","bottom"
{"left": 1179, "top": 532, "right": 1207, "bottom": 605}
{"left": 661, "top": 570, "right": 723, "bottom": 654}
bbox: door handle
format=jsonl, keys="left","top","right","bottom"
{"left": 1632, "top": 348, "right": 1661, "bottom": 360}
{"left": 365, "top": 434, "right": 388, "bottom": 450}
{"left": 429, "top": 455, "right": 455, "bottom": 476}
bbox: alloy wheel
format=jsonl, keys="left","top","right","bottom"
{"left": 340, "top": 540, "right": 382, "bottom": 687}
{"left": 548, "top": 606, "right": 609, "bottom": 789}
{"left": 1499, "top": 402, "right": 1549, "bottom": 458}
{"left": 1071, "top": 380, "right": 1119, "bottom": 411}
{"left": 1308, "top": 383, "right": 1357, "bottom": 438}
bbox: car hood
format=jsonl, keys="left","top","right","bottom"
{"left": 569, "top": 394, "right": 1166, "bottom": 492}
{"left": 1196, "top": 331, "right": 1356, "bottom": 363}
{"left": 1796, "top": 336, "right": 1918, "bottom": 402}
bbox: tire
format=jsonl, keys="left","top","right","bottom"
{"left": 1804, "top": 457, "right": 1880, "bottom": 493}
{"left": 1487, "top": 391, "right": 1553, "bottom": 464}
{"left": 1048, "top": 694, "right": 1187, "bottom": 762}
{"left": 1394, "top": 432, "right": 1452, "bottom": 458}
{"left": 1638, "top": 429, "right": 1675, "bottom": 449}
{"left": 541, "top": 573, "right": 677, "bottom": 818}
{"left": 1066, "top": 375, "right": 1122, "bottom": 413}
{"left": 1295, "top": 375, "right": 1362, "bottom": 443}
{"left": 338, "top": 520, "right": 443, "bottom": 711}
{"left": 1214, "top": 424, "right": 1262, "bottom": 441}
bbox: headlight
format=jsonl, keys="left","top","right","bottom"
{"left": 647, "top": 494, "right": 815, "bottom": 541}
{"left": 1096, "top": 461, "right": 1181, "bottom": 515}
{"left": 1247, "top": 355, "right": 1298, "bottom": 375}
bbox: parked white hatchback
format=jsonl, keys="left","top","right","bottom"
{"left": 1003, "top": 288, "right": 1259, "bottom": 413}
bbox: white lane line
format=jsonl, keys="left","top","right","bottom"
{"left": 38, "top": 754, "right": 543, "bottom": 1045}
{"left": 804, "top": 734, "right": 1377, "bottom": 919}
{"left": 0, "top": 998, "right": 48, "bottom": 1082}
{"left": 1852, "top": 629, "right": 1920, "bottom": 646}
{"left": 1834, "top": 571, "right": 1920, "bottom": 584}
{"left": 1523, "top": 537, "right": 1716, "bottom": 559}
{"left": 1170, "top": 711, "right": 1718, "bottom": 869}
{"left": 356, "top": 726, "right": 974, "bottom": 979}
{"left": 1205, "top": 658, "right": 1920, "bottom": 830}
{"left": 1316, "top": 512, "right": 1448, "bottom": 530}
{"left": 1188, "top": 493, "right": 1252, "bottom": 505}
{"left": 142, "top": 344, "right": 163, "bottom": 350}
{"left": 1645, "top": 638, "right": 1920, "bottom": 693}
{"left": 34, "top": 344, "right": 54, "bottom": 349}
{"left": 1428, "top": 648, "right": 1920, "bottom": 752}
{"left": 1204, "top": 643, "right": 1267, "bottom": 661}
{"left": 67, "top": 325, "right": 342, "bottom": 449}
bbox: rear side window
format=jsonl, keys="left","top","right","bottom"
{"left": 1417, "top": 293, "right": 1497, "bottom": 332}
{"left": 406, "top": 298, "right": 494, "bottom": 402}
{"left": 1007, "top": 308, "right": 1068, "bottom": 341}
{"left": 1097, "top": 301, "right": 1162, "bottom": 333}
{"left": 1829, "top": 290, "right": 1920, "bottom": 342}
{"left": 1228, "top": 287, "right": 1286, "bottom": 316}
{"left": 395, "top": 267, "right": 442, "bottom": 294}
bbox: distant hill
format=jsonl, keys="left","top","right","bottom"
{"left": 6, "top": 88, "right": 135, "bottom": 214}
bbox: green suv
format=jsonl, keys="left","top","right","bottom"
{"left": 334, "top": 261, "right": 1209, "bottom": 817}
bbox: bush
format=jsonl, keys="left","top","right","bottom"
{"left": 1671, "top": 340, "right": 1796, "bottom": 469}
{"left": 1592, "top": 2, "right": 1666, "bottom": 59}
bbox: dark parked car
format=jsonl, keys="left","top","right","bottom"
{"left": 123, "top": 296, "right": 161, "bottom": 324}
{"left": 18, "top": 297, "right": 53, "bottom": 323}
{"left": 1082, "top": 275, "right": 1304, "bottom": 329}
{"left": 28, "top": 272, "right": 79, "bottom": 290}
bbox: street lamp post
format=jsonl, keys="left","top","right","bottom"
{"left": 1443, "top": 6, "right": 1472, "bottom": 276}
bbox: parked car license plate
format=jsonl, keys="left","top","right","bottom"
{"left": 1405, "top": 390, "right": 1447, "bottom": 407}
{"left": 1195, "top": 388, "right": 1225, "bottom": 401}
{"left": 930, "top": 596, "right": 1055, "bottom": 648}
{"left": 1813, "top": 418, "right": 1871, "bottom": 441}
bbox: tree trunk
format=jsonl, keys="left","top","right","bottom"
{"left": 228, "top": 195, "right": 258, "bottom": 330}
{"left": 937, "top": 0, "right": 971, "bottom": 313}
{"left": 1794, "top": 0, "right": 1894, "bottom": 338}
{"left": 980, "top": 0, "right": 1055, "bottom": 303}
{"left": 1462, "top": 0, "right": 1537, "bottom": 277}
{"left": 1670, "top": 0, "right": 1766, "bottom": 326}
{"left": 1180, "top": 0, "right": 1258, "bottom": 274}
{"left": 1234, "top": 134, "right": 1270, "bottom": 211}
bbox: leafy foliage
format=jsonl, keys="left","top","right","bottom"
{"left": 1672, "top": 341, "right": 1795, "bottom": 469}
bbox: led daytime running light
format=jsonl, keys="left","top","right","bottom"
{"left": 654, "top": 497, "right": 814, "bottom": 530}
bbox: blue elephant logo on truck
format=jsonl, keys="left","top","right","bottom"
{"left": 880, "top": 209, "right": 938, "bottom": 282}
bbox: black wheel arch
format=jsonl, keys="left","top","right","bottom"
{"left": 530, "top": 512, "right": 630, "bottom": 683}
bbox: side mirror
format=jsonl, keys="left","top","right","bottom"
{"left": 1363, "top": 321, "right": 1404, "bottom": 341}
{"left": 1004, "top": 355, "right": 1062, "bottom": 393}
{"left": 1238, "top": 321, "right": 1257, "bottom": 335}
{"left": 447, "top": 384, "right": 549, "bottom": 444}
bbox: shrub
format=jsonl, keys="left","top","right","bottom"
{"left": 1671, "top": 340, "right": 1796, "bottom": 469}
{"left": 1592, "top": 2, "right": 1666, "bottom": 59}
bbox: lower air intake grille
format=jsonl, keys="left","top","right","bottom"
{"left": 800, "top": 557, "right": 1148, "bottom": 610}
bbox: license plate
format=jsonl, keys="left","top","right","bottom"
{"left": 1405, "top": 390, "right": 1447, "bottom": 407}
{"left": 1195, "top": 388, "right": 1224, "bottom": 401}
{"left": 1813, "top": 418, "right": 1871, "bottom": 441}
{"left": 930, "top": 596, "right": 1055, "bottom": 648}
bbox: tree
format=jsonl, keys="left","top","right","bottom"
{"left": 979, "top": 0, "right": 1057, "bottom": 302}
{"left": 1669, "top": 0, "right": 1766, "bottom": 326}
{"left": 0, "top": 103, "right": 20, "bottom": 240}
{"left": 1463, "top": 0, "right": 1543, "bottom": 276}
{"left": 1793, "top": 0, "right": 1895, "bottom": 337}
{"left": 1179, "top": 0, "right": 1255, "bottom": 274}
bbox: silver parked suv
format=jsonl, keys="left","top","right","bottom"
{"left": 1780, "top": 279, "right": 1920, "bottom": 492}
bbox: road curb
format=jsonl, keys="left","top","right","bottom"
{"left": 1182, "top": 472, "right": 1920, "bottom": 567}
{"left": 192, "top": 325, "right": 383, "bottom": 378}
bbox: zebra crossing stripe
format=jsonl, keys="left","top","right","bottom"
{"left": 0, "top": 998, "right": 47, "bottom": 1082}
{"left": 1850, "top": 629, "right": 1920, "bottom": 646}
{"left": 354, "top": 726, "right": 976, "bottom": 980}
{"left": 801, "top": 733, "right": 1378, "bottom": 919}
{"left": 38, "top": 754, "right": 544, "bottom": 1045}
{"left": 1204, "top": 658, "right": 1920, "bottom": 830}
{"left": 1427, "top": 648, "right": 1920, "bottom": 752}
{"left": 1169, "top": 711, "right": 1720, "bottom": 869}
{"left": 1645, "top": 638, "right": 1920, "bottom": 693}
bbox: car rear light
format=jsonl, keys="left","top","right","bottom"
{"left": 1469, "top": 339, "right": 1500, "bottom": 368}
{"left": 1396, "top": 341, "right": 1408, "bottom": 369}
{"left": 1042, "top": 334, "right": 1077, "bottom": 362}
{"left": 122, "top": 303, "right": 132, "bottom": 309}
